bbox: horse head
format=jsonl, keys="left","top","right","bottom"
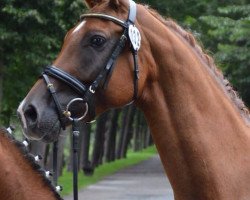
{"left": 17, "top": 0, "right": 151, "bottom": 142}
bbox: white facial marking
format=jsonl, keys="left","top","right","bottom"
{"left": 17, "top": 99, "right": 28, "bottom": 129}
{"left": 72, "top": 21, "right": 86, "bottom": 34}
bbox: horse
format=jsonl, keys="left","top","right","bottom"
{"left": 0, "top": 128, "right": 62, "bottom": 200}
{"left": 17, "top": 0, "right": 250, "bottom": 199}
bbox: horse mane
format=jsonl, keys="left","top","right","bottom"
{"left": 145, "top": 6, "right": 250, "bottom": 123}
{"left": 0, "top": 128, "right": 63, "bottom": 200}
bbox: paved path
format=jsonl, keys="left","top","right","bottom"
{"left": 64, "top": 155, "right": 174, "bottom": 200}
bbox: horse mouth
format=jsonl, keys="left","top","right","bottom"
{"left": 41, "top": 121, "right": 61, "bottom": 143}
{"left": 21, "top": 120, "right": 61, "bottom": 143}
{"left": 41, "top": 131, "right": 60, "bottom": 143}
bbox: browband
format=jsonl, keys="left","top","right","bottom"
{"left": 81, "top": 0, "right": 137, "bottom": 28}
{"left": 81, "top": 14, "right": 128, "bottom": 28}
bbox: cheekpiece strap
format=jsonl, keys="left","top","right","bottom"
{"left": 128, "top": 0, "right": 137, "bottom": 24}
{"left": 80, "top": 0, "right": 140, "bottom": 100}
{"left": 42, "top": 73, "right": 66, "bottom": 130}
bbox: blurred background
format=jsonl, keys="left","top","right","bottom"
{"left": 0, "top": 0, "right": 249, "bottom": 195}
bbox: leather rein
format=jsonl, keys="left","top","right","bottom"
{"left": 41, "top": 0, "right": 141, "bottom": 199}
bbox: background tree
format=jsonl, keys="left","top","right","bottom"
{"left": 0, "top": 0, "right": 249, "bottom": 179}
{"left": 1, "top": 0, "right": 249, "bottom": 121}
{"left": 200, "top": 4, "right": 250, "bottom": 106}
{"left": 0, "top": 0, "right": 85, "bottom": 124}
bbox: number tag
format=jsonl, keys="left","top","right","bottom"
{"left": 128, "top": 25, "right": 141, "bottom": 51}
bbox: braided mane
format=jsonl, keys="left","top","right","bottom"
{"left": 0, "top": 128, "right": 62, "bottom": 200}
{"left": 145, "top": 6, "right": 250, "bottom": 124}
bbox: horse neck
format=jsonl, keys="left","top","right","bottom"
{"left": 137, "top": 6, "right": 250, "bottom": 200}
{"left": 0, "top": 132, "right": 57, "bottom": 200}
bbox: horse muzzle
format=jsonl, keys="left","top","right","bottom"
{"left": 17, "top": 99, "right": 60, "bottom": 142}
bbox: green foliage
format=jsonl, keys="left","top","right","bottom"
{"left": 1, "top": 0, "right": 249, "bottom": 123}
{"left": 200, "top": 4, "right": 250, "bottom": 106}
{"left": 0, "top": 0, "right": 86, "bottom": 124}
{"left": 218, "top": 4, "right": 250, "bottom": 16}
{"left": 137, "top": 0, "right": 246, "bottom": 23}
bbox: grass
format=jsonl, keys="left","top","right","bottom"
{"left": 59, "top": 146, "right": 157, "bottom": 196}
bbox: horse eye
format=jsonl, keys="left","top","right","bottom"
{"left": 90, "top": 36, "right": 106, "bottom": 47}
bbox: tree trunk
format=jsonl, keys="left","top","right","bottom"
{"left": 105, "top": 109, "right": 121, "bottom": 162}
{"left": 133, "top": 110, "right": 142, "bottom": 151}
{"left": 79, "top": 123, "right": 93, "bottom": 175}
{"left": 146, "top": 128, "right": 153, "bottom": 147}
{"left": 116, "top": 106, "right": 129, "bottom": 159}
{"left": 0, "top": 60, "right": 3, "bottom": 115}
{"left": 139, "top": 113, "right": 147, "bottom": 150}
{"left": 144, "top": 127, "right": 150, "bottom": 148}
{"left": 0, "top": 61, "right": 10, "bottom": 126}
{"left": 47, "top": 129, "right": 68, "bottom": 176}
{"left": 120, "top": 105, "right": 136, "bottom": 158}
{"left": 91, "top": 112, "right": 109, "bottom": 168}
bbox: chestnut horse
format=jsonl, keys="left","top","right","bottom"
{"left": 0, "top": 128, "right": 62, "bottom": 200}
{"left": 17, "top": 0, "right": 250, "bottom": 199}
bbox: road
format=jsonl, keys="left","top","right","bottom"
{"left": 64, "top": 155, "right": 174, "bottom": 200}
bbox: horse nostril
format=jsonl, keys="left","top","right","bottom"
{"left": 24, "top": 105, "right": 38, "bottom": 126}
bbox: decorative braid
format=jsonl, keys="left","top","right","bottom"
{"left": 0, "top": 128, "right": 63, "bottom": 200}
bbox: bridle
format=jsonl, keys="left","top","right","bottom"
{"left": 42, "top": 0, "right": 140, "bottom": 128}
{"left": 41, "top": 0, "right": 141, "bottom": 199}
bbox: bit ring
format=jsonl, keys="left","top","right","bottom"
{"left": 64, "top": 98, "right": 88, "bottom": 122}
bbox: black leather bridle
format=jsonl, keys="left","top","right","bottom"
{"left": 42, "top": 0, "right": 140, "bottom": 129}
{"left": 41, "top": 0, "right": 141, "bottom": 199}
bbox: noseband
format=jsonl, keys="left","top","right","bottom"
{"left": 41, "top": 0, "right": 140, "bottom": 199}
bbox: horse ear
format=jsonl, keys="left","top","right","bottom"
{"left": 84, "top": 0, "right": 103, "bottom": 8}
{"left": 84, "top": 0, "right": 120, "bottom": 9}
{"left": 109, "top": 0, "right": 120, "bottom": 9}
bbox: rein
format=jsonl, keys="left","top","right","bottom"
{"left": 41, "top": 0, "right": 141, "bottom": 199}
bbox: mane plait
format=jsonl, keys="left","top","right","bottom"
{"left": 145, "top": 7, "right": 250, "bottom": 123}
{"left": 0, "top": 128, "right": 63, "bottom": 200}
